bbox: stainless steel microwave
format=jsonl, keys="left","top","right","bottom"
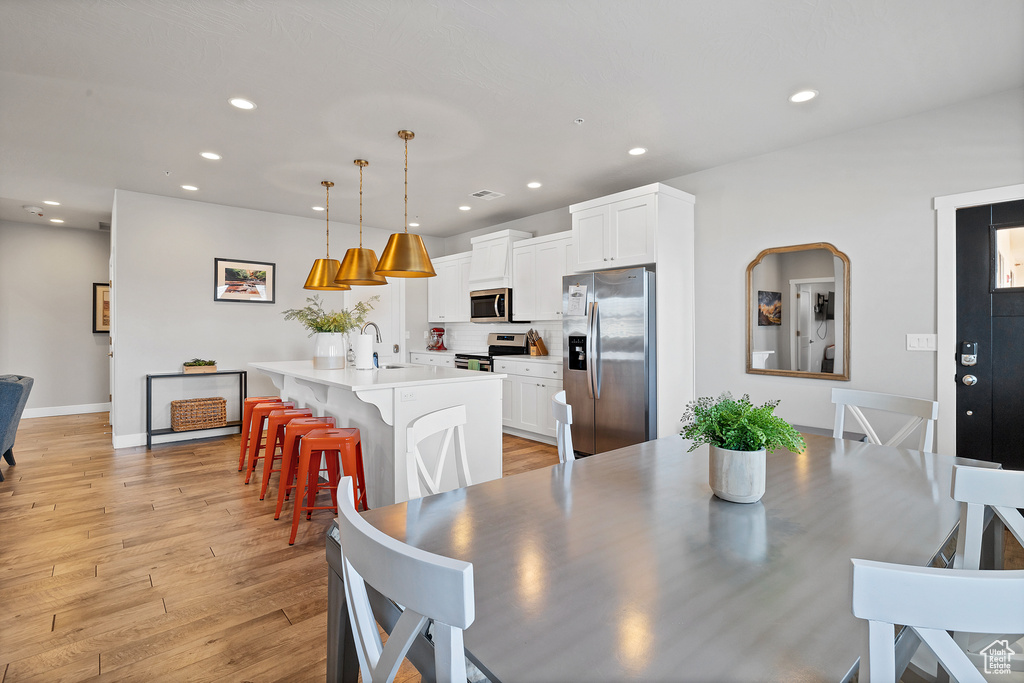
{"left": 470, "top": 288, "right": 514, "bottom": 323}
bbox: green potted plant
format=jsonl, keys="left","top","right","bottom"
{"left": 680, "top": 392, "right": 805, "bottom": 503}
{"left": 182, "top": 358, "right": 217, "bottom": 374}
{"left": 282, "top": 295, "right": 378, "bottom": 369}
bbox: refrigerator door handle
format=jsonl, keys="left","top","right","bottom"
{"left": 587, "top": 301, "right": 601, "bottom": 399}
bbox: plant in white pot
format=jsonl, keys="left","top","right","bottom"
{"left": 680, "top": 393, "right": 805, "bottom": 503}
{"left": 282, "top": 295, "right": 378, "bottom": 369}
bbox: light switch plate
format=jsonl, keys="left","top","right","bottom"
{"left": 906, "top": 333, "right": 937, "bottom": 351}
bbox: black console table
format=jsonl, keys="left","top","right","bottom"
{"left": 146, "top": 370, "right": 247, "bottom": 449}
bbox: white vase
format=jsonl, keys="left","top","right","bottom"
{"left": 313, "top": 332, "right": 347, "bottom": 369}
{"left": 708, "top": 446, "right": 766, "bottom": 503}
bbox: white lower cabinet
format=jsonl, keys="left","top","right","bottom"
{"left": 495, "top": 358, "right": 562, "bottom": 440}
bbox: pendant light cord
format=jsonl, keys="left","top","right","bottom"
{"left": 359, "top": 164, "right": 364, "bottom": 247}
{"left": 403, "top": 136, "right": 409, "bottom": 234}
{"left": 324, "top": 182, "right": 331, "bottom": 258}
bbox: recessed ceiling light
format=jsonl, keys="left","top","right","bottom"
{"left": 408, "top": 222, "right": 420, "bottom": 227}
{"left": 789, "top": 89, "right": 818, "bottom": 103}
{"left": 527, "top": 182, "right": 542, "bottom": 189}
{"left": 201, "top": 151, "right": 222, "bottom": 160}
{"left": 50, "top": 218, "right": 64, "bottom": 223}
{"left": 43, "top": 200, "right": 60, "bottom": 205}
{"left": 459, "top": 205, "right": 471, "bottom": 211}
{"left": 181, "top": 185, "right": 198, "bottom": 191}
{"left": 628, "top": 147, "right": 647, "bottom": 156}
{"left": 312, "top": 205, "right": 325, "bottom": 211}
{"left": 229, "top": 97, "right": 256, "bottom": 110}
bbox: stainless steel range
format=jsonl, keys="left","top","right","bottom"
{"left": 455, "top": 333, "right": 529, "bottom": 371}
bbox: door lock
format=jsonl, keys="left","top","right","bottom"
{"left": 962, "top": 374, "right": 978, "bottom": 386}
{"left": 960, "top": 341, "right": 978, "bottom": 367}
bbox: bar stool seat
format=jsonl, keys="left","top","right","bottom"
{"left": 238, "top": 396, "right": 282, "bottom": 470}
{"left": 290, "top": 427, "right": 365, "bottom": 545}
{"left": 275, "top": 416, "right": 337, "bottom": 520}
{"left": 259, "top": 408, "right": 314, "bottom": 499}
{"left": 244, "top": 401, "right": 296, "bottom": 484}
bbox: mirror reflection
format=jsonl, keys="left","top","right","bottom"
{"left": 746, "top": 243, "right": 850, "bottom": 380}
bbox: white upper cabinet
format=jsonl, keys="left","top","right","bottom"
{"left": 427, "top": 252, "right": 472, "bottom": 323}
{"left": 570, "top": 183, "right": 690, "bottom": 272}
{"left": 468, "top": 229, "right": 532, "bottom": 290}
{"left": 512, "top": 231, "right": 574, "bottom": 321}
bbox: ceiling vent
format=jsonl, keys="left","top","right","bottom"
{"left": 470, "top": 189, "right": 504, "bottom": 201}
{"left": 98, "top": 221, "right": 111, "bottom": 231}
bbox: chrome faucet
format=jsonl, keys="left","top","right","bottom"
{"left": 361, "top": 321, "right": 382, "bottom": 343}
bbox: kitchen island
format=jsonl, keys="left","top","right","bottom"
{"left": 249, "top": 360, "right": 503, "bottom": 508}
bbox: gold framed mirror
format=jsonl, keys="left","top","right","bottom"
{"left": 746, "top": 242, "right": 850, "bottom": 380}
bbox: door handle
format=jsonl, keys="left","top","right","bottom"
{"left": 962, "top": 374, "right": 978, "bottom": 386}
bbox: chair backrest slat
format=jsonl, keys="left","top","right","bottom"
{"left": 832, "top": 388, "right": 938, "bottom": 451}
{"left": 406, "top": 405, "right": 471, "bottom": 499}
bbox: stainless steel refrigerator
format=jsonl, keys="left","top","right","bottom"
{"left": 562, "top": 267, "right": 656, "bottom": 456}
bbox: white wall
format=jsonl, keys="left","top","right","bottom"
{"left": 664, "top": 87, "right": 1024, "bottom": 446}
{"left": 442, "top": 207, "right": 568, "bottom": 255}
{"left": 109, "top": 191, "right": 443, "bottom": 447}
{"left": 0, "top": 220, "right": 110, "bottom": 414}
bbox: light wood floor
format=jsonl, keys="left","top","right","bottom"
{"left": 0, "top": 413, "right": 556, "bottom": 682}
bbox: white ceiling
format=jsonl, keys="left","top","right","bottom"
{"left": 1, "top": 0, "right": 1022, "bottom": 236}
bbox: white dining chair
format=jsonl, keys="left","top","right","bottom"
{"left": 951, "top": 465, "right": 1024, "bottom": 672}
{"left": 551, "top": 390, "right": 575, "bottom": 464}
{"left": 851, "top": 558, "right": 1024, "bottom": 683}
{"left": 831, "top": 388, "right": 939, "bottom": 451}
{"left": 406, "top": 405, "right": 472, "bottom": 499}
{"left": 335, "top": 477, "right": 475, "bottom": 683}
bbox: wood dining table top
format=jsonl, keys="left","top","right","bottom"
{"left": 347, "top": 434, "right": 981, "bottom": 682}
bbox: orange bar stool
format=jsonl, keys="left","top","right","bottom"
{"left": 244, "top": 400, "right": 296, "bottom": 484}
{"left": 275, "top": 416, "right": 337, "bottom": 520}
{"left": 258, "top": 407, "right": 314, "bottom": 499}
{"left": 290, "top": 427, "right": 365, "bottom": 545}
{"left": 238, "top": 396, "right": 282, "bottom": 470}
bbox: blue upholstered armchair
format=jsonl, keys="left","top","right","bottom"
{"left": 0, "top": 375, "right": 33, "bottom": 482}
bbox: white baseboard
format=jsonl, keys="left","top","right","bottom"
{"left": 502, "top": 426, "right": 556, "bottom": 446}
{"left": 113, "top": 426, "right": 239, "bottom": 450}
{"left": 23, "top": 402, "right": 111, "bottom": 419}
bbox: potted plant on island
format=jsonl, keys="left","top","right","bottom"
{"left": 283, "top": 295, "right": 378, "bottom": 369}
{"left": 680, "top": 392, "right": 805, "bottom": 503}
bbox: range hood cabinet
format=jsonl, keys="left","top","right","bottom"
{"left": 468, "top": 229, "right": 532, "bottom": 290}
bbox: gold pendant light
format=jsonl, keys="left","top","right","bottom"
{"left": 375, "top": 130, "right": 436, "bottom": 278}
{"left": 304, "top": 180, "right": 350, "bottom": 290}
{"left": 335, "top": 159, "right": 387, "bottom": 286}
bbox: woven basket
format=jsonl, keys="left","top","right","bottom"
{"left": 171, "top": 397, "right": 227, "bottom": 431}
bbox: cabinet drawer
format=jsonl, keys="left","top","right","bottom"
{"left": 410, "top": 353, "right": 454, "bottom": 367}
{"left": 494, "top": 359, "right": 517, "bottom": 374}
{"left": 515, "top": 360, "right": 563, "bottom": 379}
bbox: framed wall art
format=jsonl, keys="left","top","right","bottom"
{"left": 93, "top": 282, "right": 110, "bottom": 333}
{"left": 757, "top": 290, "right": 782, "bottom": 326}
{"left": 214, "top": 258, "right": 276, "bottom": 304}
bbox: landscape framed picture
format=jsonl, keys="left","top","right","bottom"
{"left": 214, "top": 258, "right": 276, "bottom": 303}
{"left": 92, "top": 282, "right": 110, "bottom": 333}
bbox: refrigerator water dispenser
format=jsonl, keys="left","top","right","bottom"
{"left": 568, "top": 335, "right": 587, "bottom": 371}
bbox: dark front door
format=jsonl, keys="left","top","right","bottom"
{"left": 956, "top": 199, "right": 1024, "bottom": 470}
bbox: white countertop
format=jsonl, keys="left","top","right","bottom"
{"left": 250, "top": 360, "right": 505, "bottom": 391}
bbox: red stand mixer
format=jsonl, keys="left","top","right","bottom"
{"left": 427, "top": 327, "right": 446, "bottom": 351}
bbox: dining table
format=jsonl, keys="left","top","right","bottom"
{"left": 325, "top": 433, "right": 993, "bottom": 682}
